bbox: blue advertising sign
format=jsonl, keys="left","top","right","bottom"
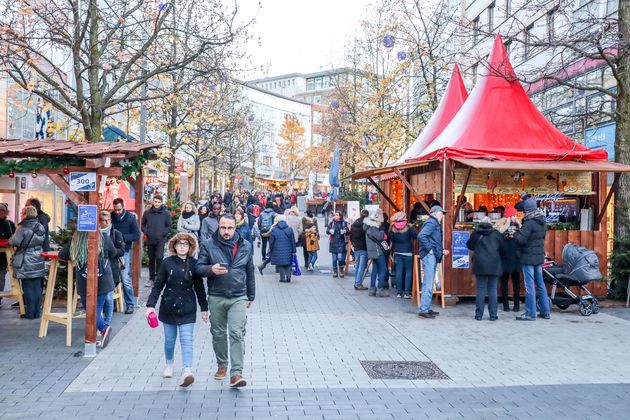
{"left": 77, "top": 205, "right": 98, "bottom": 232}
{"left": 452, "top": 231, "right": 470, "bottom": 269}
{"left": 585, "top": 123, "right": 615, "bottom": 161}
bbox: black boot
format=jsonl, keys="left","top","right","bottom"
{"left": 332, "top": 267, "right": 338, "bottom": 278}
{"left": 339, "top": 266, "right": 344, "bottom": 278}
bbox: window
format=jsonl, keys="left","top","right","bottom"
{"left": 306, "top": 79, "right": 315, "bottom": 91}
{"left": 263, "top": 156, "right": 272, "bottom": 166}
{"left": 314, "top": 95, "right": 322, "bottom": 104}
{"left": 471, "top": 62, "right": 479, "bottom": 84}
{"left": 473, "top": 17, "right": 480, "bottom": 43}
{"left": 505, "top": 0, "right": 511, "bottom": 17}
{"left": 523, "top": 24, "right": 533, "bottom": 60}
{"left": 547, "top": 8, "right": 557, "bottom": 41}
{"left": 505, "top": 39, "right": 512, "bottom": 58}
{"left": 488, "top": 3, "right": 495, "bottom": 32}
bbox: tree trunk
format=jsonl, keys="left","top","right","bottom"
{"left": 193, "top": 157, "right": 201, "bottom": 199}
{"left": 615, "top": 0, "right": 630, "bottom": 244}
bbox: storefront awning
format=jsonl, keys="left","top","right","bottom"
{"left": 347, "top": 161, "right": 428, "bottom": 180}
{"left": 453, "top": 158, "right": 630, "bottom": 172}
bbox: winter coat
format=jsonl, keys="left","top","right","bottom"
{"left": 350, "top": 217, "right": 367, "bottom": 251}
{"left": 466, "top": 222, "right": 506, "bottom": 276}
{"left": 195, "top": 231, "right": 255, "bottom": 301}
{"left": 36, "top": 211, "right": 51, "bottom": 252}
{"left": 389, "top": 225, "right": 416, "bottom": 255}
{"left": 285, "top": 213, "right": 303, "bottom": 244}
{"left": 236, "top": 220, "right": 253, "bottom": 243}
{"left": 177, "top": 212, "right": 200, "bottom": 237}
{"left": 363, "top": 218, "right": 386, "bottom": 259}
{"left": 200, "top": 214, "right": 220, "bottom": 243}
{"left": 327, "top": 219, "right": 348, "bottom": 254}
{"left": 418, "top": 215, "right": 443, "bottom": 261}
{"left": 0, "top": 217, "right": 16, "bottom": 270}
{"left": 496, "top": 221, "right": 522, "bottom": 273}
{"left": 269, "top": 221, "right": 296, "bottom": 266}
{"left": 223, "top": 191, "right": 233, "bottom": 206}
{"left": 141, "top": 205, "right": 172, "bottom": 245}
{"left": 107, "top": 228, "right": 126, "bottom": 285}
{"left": 302, "top": 216, "right": 319, "bottom": 252}
{"left": 514, "top": 211, "right": 547, "bottom": 266}
{"left": 9, "top": 218, "right": 46, "bottom": 279}
{"left": 258, "top": 209, "right": 276, "bottom": 237}
{"left": 111, "top": 210, "right": 141, "bottom": 250}
{"left": 147, "top": 255, "right": 208, "bottom": 325}
{"left": 59, "top": 233, "right": 117, "bottom": 296}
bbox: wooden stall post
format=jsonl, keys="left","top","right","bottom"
{"left": 84, "top": 190, "right": 100, "bottom": 357}
{"left": 367, "top": 177, "right": 401, "bottom": 212}
{"left": 133, "top": 173, "right": 144, "bottom": 299}
{"left": 442, "top": 159, "right": 454, "bottom": 296}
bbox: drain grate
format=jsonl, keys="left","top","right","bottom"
{"left": 360, "top": 360, "right": 450, "bottom": 380}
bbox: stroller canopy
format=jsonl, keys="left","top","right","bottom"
{"left": 561, "top": 243, "right": 602, "bottom": 283}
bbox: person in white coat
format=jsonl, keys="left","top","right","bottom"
{"left": 177, "top": 202, "right": 201, "bottom": 240}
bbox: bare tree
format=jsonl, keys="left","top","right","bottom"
{"left": 0, "top": 0, "right": 251, "bottom": 143}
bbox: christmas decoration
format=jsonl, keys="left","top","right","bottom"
{"left": 31, "top": 172, "right": 38, "bottom": 178}
{"left": 8, "top": 171, "right": 14, "bottom": 178}
{"left": 63, "top": 167, "right": 70, "bottom": 175}
{"left": 383, "top": 35, "right": 395, "bottom": 48}
{"left": 0, "top": 156, "right": 82, "bottom": 176}
{"left": 331, "top": 100, "right": 340, "bottom": 109}
{"left": 397, "top": 51, "right": 407, "bottom": 61}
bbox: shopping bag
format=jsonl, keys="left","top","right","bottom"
{"left": 292, "top": 254, "right": 302, "bottom": 276}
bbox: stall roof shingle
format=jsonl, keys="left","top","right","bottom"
{"left": 0, "top": 139, "right": 157, "bottom": 159}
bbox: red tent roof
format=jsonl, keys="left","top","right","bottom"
{"left": 394, "top": 65, "right": 468, "bottom": 164}
{"left": 411, "top": 35, "right": 608, "bottom": 162}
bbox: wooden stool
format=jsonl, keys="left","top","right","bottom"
{"left": 114, "top": 283, "right": 124, "bottom": 313}
{"left": 38, "top": 252, "right": 79, "bottom": 347}
{"left": 0, "top": 241, "right": 25, "bottom": 315}
{"left": 344, "top": 241, "right": 355, "bottom": 274}
{"left": 412, "top": 255, "right": 445, "bottom": 309}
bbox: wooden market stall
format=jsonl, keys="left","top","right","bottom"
{"left": 351, "top": 35, "right": 630, "bottom": 298}
{"left": 0, "top": 139, "right": 156, "bottom": 353}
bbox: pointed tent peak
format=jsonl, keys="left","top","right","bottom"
{"left": 393, "top": 65, "right": 469, "bottom": 164}
{"left": 483, "top": 34, "right": 517, "bottom": 81}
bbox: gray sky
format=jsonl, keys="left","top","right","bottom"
{"left": 239, "top": 0, "right": 370, "bottom": 79}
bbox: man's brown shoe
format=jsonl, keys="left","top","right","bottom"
{"left": 418, "top": 312, "right": 436, "bottom": 319}
{"left": 229, "top": 375, "right": 247, "bottom": 388}
{"left": 354, "top": 285, "right": 368, "bottom": 291}
{"left": 214, "top": 367, "right": 228, "bottom": 380}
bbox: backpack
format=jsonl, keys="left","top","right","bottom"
{"left": 259, "top": 211, "right": 274, "bottom": 233}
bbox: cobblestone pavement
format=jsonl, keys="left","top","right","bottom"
{"left": 2, "top": 233, "right": 630, "bottom": 419}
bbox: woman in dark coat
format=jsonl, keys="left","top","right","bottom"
{"left": 364, "top": 209, "right": 389, "bottom": 297}
{"left": 495, "top": 205, "right": 522, "bottom": 312}
{"left": 9, "top": 206, "right": 46, "bottom": 319}
{"left": 389, "top": 211, "right": 416, "bottom": 299}
{"left": 327, "top": 211, "right": 349, "bottom": 278}
{"left": 234, "top": 208, "right": 252, "bottom": 244}
{"left": 197, "top": 206, "right": 208, "bottom": 238}
{"left": 59, "top": 229, "right": 117, "bottom": 347}
{"left": 466, "top": 217, "right": 506, "bottom": 321}
{"left": 146, "top": 232, "right": 208, "bottom": 388}
{"left": 269, "top": 215, "right": 296, "bottom": 283}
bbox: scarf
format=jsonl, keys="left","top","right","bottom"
{"left": 100, "top": 225, "right": 112, "bottom": 235}
{"left": 214, "top": 230, "right": 241, "bottom": 263}
{"left": 182, "top": 210, "right": 195, "bottom": 219}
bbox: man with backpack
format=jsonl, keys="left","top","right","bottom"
{"left": 257, "top": 203, "right": 276, "bottom": 261}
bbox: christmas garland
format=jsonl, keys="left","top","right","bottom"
{"left": 0, "top": 151, "right": 151, "bottom": 179}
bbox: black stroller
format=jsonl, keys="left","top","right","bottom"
{"left": 542, "top": 243, "right": 602, "bottom": 316}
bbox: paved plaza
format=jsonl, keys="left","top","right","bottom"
{"left": 2, "top": 243, "right": 630, "bottom": 419}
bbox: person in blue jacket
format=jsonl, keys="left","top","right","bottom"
{"left": 269, "top": 215, "right": 296, "bottom": 283}
{"left": 234, "top": 208, "right": 252, "bottom": 244}
{"left": 417, "top": 205, "right": 450, "bottom": 319}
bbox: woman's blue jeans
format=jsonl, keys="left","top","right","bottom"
{"left": 79, "top": 292, "right": 108, "bottom": 333}
{"left": 308, "top": 251, "right": 318, "bottom": 267}
{"left": 522, "top": 264, "right": 550, "bottom": 317}
{"left": 163, "top": 322, "right": 195, "bottom": 372}
{"left": 102, "top": 290, "right": 114, "bottom": 326}
{"left": 370, "top": 255, "right": 388, "bottom": 289}
{"left": 353, "top": 250, "right": 368, "bottom": 287}
{"left": 395, "top": 254, "right": 413, "bottom": 294}
{"left": 331, "top": 251, "right": 345, "bottom": 268}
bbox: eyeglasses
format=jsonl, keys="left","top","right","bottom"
{"left": 175, "top": 241, "right": 190, "bottom": 247}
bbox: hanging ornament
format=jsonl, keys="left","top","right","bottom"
{"left": 383, "top": 35, "right": 395, "bottom": 48}
{"left": 397, "top": 51, "right": 407, "bottom": 61}
{"left": 126, "top": 175, "right": 134, "bottom": 182}
{"left": 158, "top": 3, "right": 168, "bottom": 11}
{"left": 8, "top": 171, "right": 14, "bottom": 178}
{"left": 331, "top": 99, "right": 340, "bottom": 109}
{"left": 65, "top": 199, "right": 70, "bottom": 205}
{"left": 63, "top": 167, "right": 70, "bottom": 175}
{"left": 248, "top": 113, "right": 255, "bottom": 122}
{"left": 31, "top": 172, "right": 38, "bottom": 178}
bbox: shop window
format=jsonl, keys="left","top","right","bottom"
{"left": 488, "top": 3, "right": 495, "bottom": 32}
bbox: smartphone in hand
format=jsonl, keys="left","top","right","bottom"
{"left": 219, "top": 263, "right": 229, "bottom": 269}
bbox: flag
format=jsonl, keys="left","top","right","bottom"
{"left": 329, "top": 145, "right": 340, "bottom": 201}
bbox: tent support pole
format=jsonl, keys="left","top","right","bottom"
{"left": 367, "top": 177, "right": 400, "bottom": 212}
{"left": 393, "top": 168, "right": 431, "bottom": 214}
{"left": 442, "top": 158, "right": 454, "bottom": 296}
{"left": 452, "top": 167, "right": 472, "bottom": 228}
{"left": 133, "top": 172, "right": 144, "bottom": 300}
{"left": 595, "top": 172, "right": 618, "bottom": 227}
